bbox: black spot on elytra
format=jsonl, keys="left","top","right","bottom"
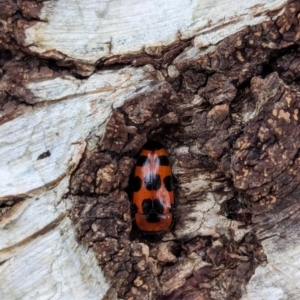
{"left": 153, "top": 199, "right": 164, "bottom": 214}
{"left": 142, "top": 199, "right": 153, "bottom": 214}
{"left": 146, "top": 212, "right": 161, "bottom": 223}
{"left": 144, "top": 173, "right": 161, "bottom": 191}
{"left": 143, "top": 141, "right": 164, "bottom": 151}
{"left": 164, "top": 175, "right": 173, "bottom": 192}
{"left": 133, "top": 176, "right": 142, "bottom": 192}
{"left": 136, "top": 155, "right": 150, "bottom": 166}
{"left": 142, "top": 199, "right": 164, "bottom": 223}
{"left": 156, "top": 155, "right": 170, "bottom": 166}
{"left": 142, "top": 198, "right": 164, "bottom": 214}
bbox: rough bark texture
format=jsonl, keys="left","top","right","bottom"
{"left": 68, "top": 2, "right": 300, "bottom": 299}
{"left": 1, "top": 0, "right": 300, "bottom": 299}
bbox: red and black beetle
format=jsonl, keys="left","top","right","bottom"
{"left": 131, "top": 141, "right": 175, "bottom": 241}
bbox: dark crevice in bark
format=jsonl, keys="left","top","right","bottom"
{"left": 0, "top": 197, "right": 25, "bottom": 218}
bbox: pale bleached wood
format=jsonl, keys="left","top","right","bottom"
{"left": 0, "top": 178, "right": 111, "bottom": 300}
{"left": 242, "top": 216, "right": 300, "bottom": 300}
{"left": 0, "top": 66, "right": 159, "bottom": 300}
{"left": 0, "top": 66, "right": 158, "bottom": 199}
{"left": 22, "top": 0, "right": 287, "bottom": 66}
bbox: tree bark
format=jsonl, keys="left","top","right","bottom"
{"left": 1, "top": 0, "right": 300, "bottom": 299}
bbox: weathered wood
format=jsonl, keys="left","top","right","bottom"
{"left": 1, "top": 0, "right": 300, "bottom": 299}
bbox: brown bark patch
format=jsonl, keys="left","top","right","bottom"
{"left": 69, "top": 2, "right": 300, "bottom": 299}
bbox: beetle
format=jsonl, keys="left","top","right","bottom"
{"left": 131, "top": 140, "right": 175, "bottom": 241}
